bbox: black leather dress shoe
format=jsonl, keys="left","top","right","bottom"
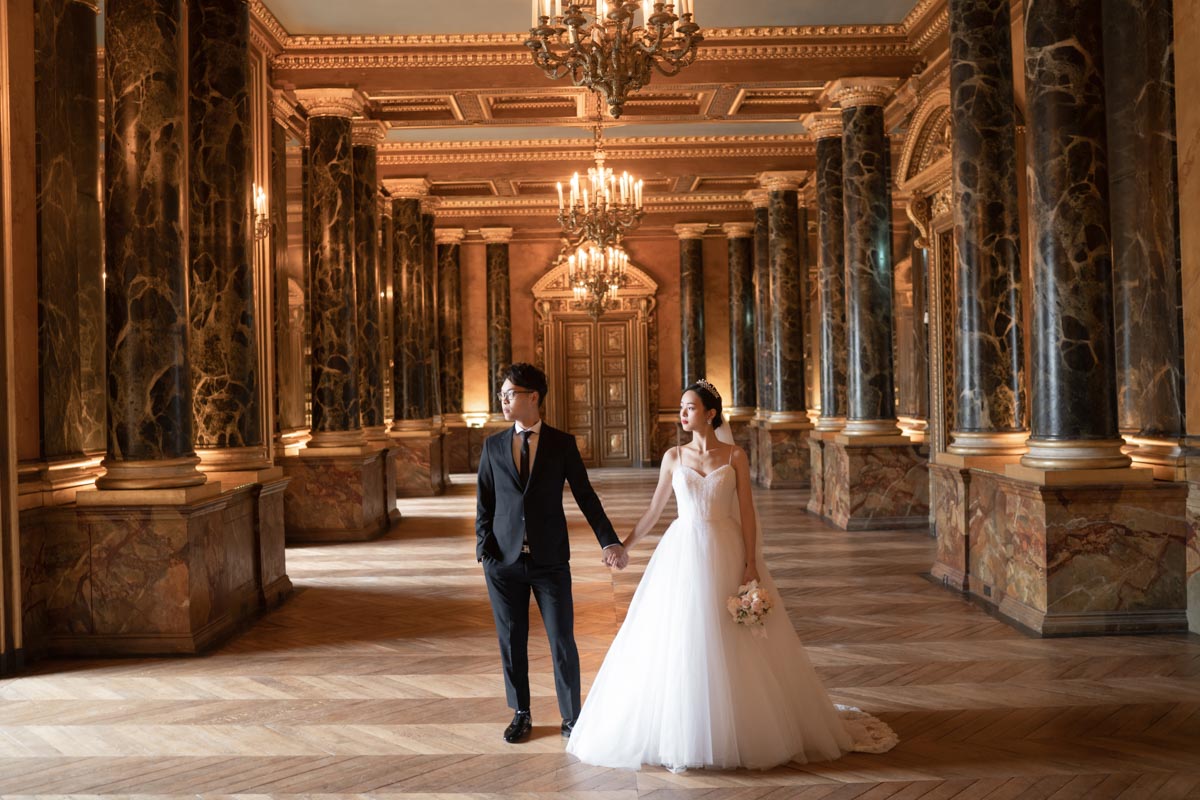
{"left": 503, "top": 711, "right": 532, "bottom": 743}
{"left": 561, "top": 718, "right": 576, "bottom": 738}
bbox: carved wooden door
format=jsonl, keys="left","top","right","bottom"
{"left": 561, "top": 318, "right": 634, "bottom": 467}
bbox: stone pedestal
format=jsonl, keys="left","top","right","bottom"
{"left": 443, "top": 416, "right": 471, "bottom": 474}
{"left": 280, "top": 449, "right": 389, "bottom": 542}
{"left": 202, "top": 467, "right": 293, "bottom": 607}
{"left": 985, "top": 475, "right": 1187, "bottom": 636}
{"left": 807, "top": 433, "right": 827, "bottom": 516}
{"left": 725, "top": 410, "right": 755, "bottom": 457}
{"left": 388, "top": 427, "right": 446, "bottom": 497}
{"left": 826, "top": 437, "right": 929, "bottom": 530}
{"left": 652, "top": 413, "right": 681, "bottom": 464}
{"left": 1188, "top": 455, "right": 1200, "bottom": 633}
{"left": 753, "top": 420, "right": 811, "bottom": 489}
{"left": 930, "top": 462, "right": 971, "bottom": 591}
{"left": 39, "top": 482, "right": 275, "bottom": 656}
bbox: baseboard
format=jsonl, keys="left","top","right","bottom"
{"left": 0, "top": 647, "right": 25, "bottom": 676}
{"left": 998, "top": 595, "right": 1190, "bottom": 637}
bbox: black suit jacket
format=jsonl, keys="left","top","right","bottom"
{"left": 476, "top": 423, "right": 620, "bottom": 565}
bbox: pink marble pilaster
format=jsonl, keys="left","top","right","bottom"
{"left": 807, "top": 436, "right": 825, "bottom": 515}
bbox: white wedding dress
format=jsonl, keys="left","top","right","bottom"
{"left": 565, "top": 457, "right": 898, "bottom": 771}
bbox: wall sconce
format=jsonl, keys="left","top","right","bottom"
{"left": 253, "top": 184, "right": 271, "bottom": 242}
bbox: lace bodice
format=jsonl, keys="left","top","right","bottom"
{"left": 672, "top": 464, "right": 739, "bottom": 522}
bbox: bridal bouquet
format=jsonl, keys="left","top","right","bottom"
{"left": 726, "top": 580, "right": 772, "bottom": 638}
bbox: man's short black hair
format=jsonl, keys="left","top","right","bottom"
{"left": 503, "top": 362, "right": 548, "bottom": 406}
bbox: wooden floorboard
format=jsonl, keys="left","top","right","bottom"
{"left": 1, "top": 469, "right": 1198, "bottom": 798}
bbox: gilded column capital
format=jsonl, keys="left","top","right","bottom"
{"left": 435, "top": 227, "right": 466, "bottom": 245}
{"left": 382, "top": 178, "right": 430, "bottom": 198}
{"left": 294, "top": 88, "right": 366, "bottom": 119}
{"left": 479, "top": 227, "right": 514, "bottom": 243}
{"left": 758, "top": 171, "right": 807, "bottom": 192}
{"left": 674, "top": 223, "right": 709, "bottom": 240}
{"left": 744, "top": 188, "right": 770, "bottom": 209}
{"left": 722, "top": 222, "right": 755, "bottom": 239}
{"left": 351, "top": 119, "right": 387, "bottom": 147}
{"left": 821, "top": 77, "right": 900, "bottom": 109}
{"left": 420, "top": 195, "right": 441, "bottom": 214}
{"left": 802, "top": 111, "right": 843, "bottom": 140}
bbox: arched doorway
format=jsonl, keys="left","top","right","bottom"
{"left": 531, "top": 263, "right": 658, "bottom": 468}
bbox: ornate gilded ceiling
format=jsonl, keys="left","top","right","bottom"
{"left": 258, "top": 0, "right": 949, "bottom": 231}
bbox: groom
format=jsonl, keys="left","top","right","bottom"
{"left": 476, "top": 362, "right": 627, "bottom": 743}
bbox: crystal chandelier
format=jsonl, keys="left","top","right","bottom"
{"left": 556, "top": 111, "right": 645, "bottom": 248}
{"left": 526, "top": 0, "right": 702, "bottom": 118}
{"left": 567, "top": 241, "right": 629, "bottom": 318}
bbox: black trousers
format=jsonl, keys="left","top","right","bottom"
{"left": 482, "top": 555, "right": 581, "bottom": 722}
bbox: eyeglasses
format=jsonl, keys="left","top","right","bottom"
{"left": 497, "top": 390, "right": 533, "bottom": 403}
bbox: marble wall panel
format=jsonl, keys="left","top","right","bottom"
{"left": 727, "top": 418, "right": 754, "bottom": 455}
{"left": 35, "top": 0, "right": 104, "bottom": 458}
{"left": 391, "top": 436, "right": 441, "bottom": 497}
{"left": 679, "top": 237, "right": 705, "bottom": 387}
{"left": 307, "top": 115, "right": 360, "bottom": 435}
{"left": 753, "top": 207, "right": 774, "bottom": 414}
{"left": 815, "top": 137, "right": 848, "bottom": 423}
{"left": 257, "top": 481, "right": 290, "bottom": 604}
{"left": 352, "top": 145, "right": 384, "bottom": 429}
{"left": 841, "top": 104, "right": 896, "bottom": 424}
{"left": 949, "top": 0, "right": 1025, "bottom": 435}
{"left": 966, "top": 469, "right": 1006, "bottom": 601}
{"left": 825, "top": 437, "right": 850, "bottom": 524}
{"left": 930, "top": 463, "right": 968, "bottom": 590}
{"left": 1024, "top": 0, "right": 1119, "bottom": 441}
{"left": 807, "top": 438, "right": 825, "bottom": 515}
{"left": 281, "top": 452, "right": 388, "bottom": 541}
{"left": 1104, "top": 0, "right": 1183, "bottom": 439}
{"left": 87, "top": 509, "right": 191, "bottom": 635}
{"left": 757, "top": 428, "right": 811, "bottom": 489}
{"left": 104, "top": 0, "right": 195, "bottom": 461}
{"left": 769, "top": 191, "right": 806, "bottom": 412}
{"left": 1187, "top": 463, "right": 1199, "bottom": 631}
{"left": 826, "top": 442, "right": 929, "bottom": 530}
{"left": 727, "top": 235, "right": 756, "bottom": 410}
{"left": 486, "top": 243, "right": 513, "bottom": 414}
{"left": 187, "top": 0, "right": 259, "bottom": 449}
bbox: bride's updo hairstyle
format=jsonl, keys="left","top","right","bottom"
{"left": 684, "top": 379, "right": 724, "bottom": 429}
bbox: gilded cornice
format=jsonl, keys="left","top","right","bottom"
{"left": 901, "top": 0, "right": 942, "bottom": 32}
{"left": 249, "top": 0, "right": 289, "bottom": 52}
{"left": 429, "top": 193, "right": 750, "bottom": 217}
{"left": 910, "top": 7, "right": 950, "bottom": 53}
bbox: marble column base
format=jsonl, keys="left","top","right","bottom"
{"left": 443, "top": 419, "right": 471, "bottom": 474}
{"left": 1186, "top": 453, "right": 1200, "bottom": 634}
{"left": 280, "top": 449, "right": 390, "bottom": 543}
{"left": 825, "top": 437, "right": 930, "bottom": 530}
{"left": 471, "top": 421, "right": 510, "bottom": 472}
{"left": 388, "top": 428, "right": 447, "bottom": 497}
{"left": 725, "top": 412, "right": 755, "bottom": 455}
{"left": 807, "top": 433, "right": 827, "bottom": 516}
{"left": 651, "top": 413, "right": 681, "bottom": 464}
{"left": 23, "top": 484, "right": 281, "bottom": 657}
{"left": 976, "top": 475, "right": 1188, "bottom": 636}
{"left": 929, "top": 462, "right": 971, "bottom": 591}
{"left": 753, "top": 421, "right": 812, "bottom": 489}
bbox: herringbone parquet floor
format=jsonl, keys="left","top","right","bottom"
{"left": 2, "top": 468, "right": 1199, "bottom": 799}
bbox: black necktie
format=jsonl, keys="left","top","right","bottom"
{"left": 519, "top": 430, "right": 533, "bottom": 486}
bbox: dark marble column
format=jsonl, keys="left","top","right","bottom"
{"left": 946, "top": 0, "right": 1027, "bottom": 461}
{"left": 722, "top": 222, "right": 756, "bottom": 414}
{"left": 295, "top": 89, "right": 366, "bottom": 448}
{"left": 481, "top": 227, "right": 514, "bottom": 416}
{"left": 422, "top": 205, "right": 443, "bottom": 421}
{"left": 762, "top": 174, "right": 809, "bottom": 420}
{"left": 188, "top": 0, "right": 269, "bottom": 471}
{"left": 1019, "top": 0, "right": 1128, "bottom": 469}
{"left": 436, "top": 228, "right": 465, "bottom": 416}
{"left": 351, "top": 121, "right": 387, "bottom": 441}
{"left": 271, "top": 95, "right": 304, "bottom": 439}
{"left": 830, "top": 80, "right": 901, "bottom": 437}
{"left": 386, "top": 184, "right": 430, "bottom": 425}
{"left": 748, "top": 191, "right": 773, "bottom": 418}
{"left": 35, "top": 0, "right": 104, "bottom": 460}
{"left": 1103, "top": 0, "right": 1184, "bottom": 463}
{"left": 675, "top": 224, "right": 707, "bottom": 387}
{"left": 99, "top": 0, "right": 204, "bottom": 489}
{"left": 804, "top": 112, "right": 848, "bottom": 432}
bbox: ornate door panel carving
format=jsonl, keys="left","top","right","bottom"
{"left": 563, "top": 322, "right": 596, "bottom": 461}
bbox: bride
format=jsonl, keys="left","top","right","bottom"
{"left": 565, "top": 379, "right": 897, "bottom": 772}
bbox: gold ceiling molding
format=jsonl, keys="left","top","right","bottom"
{"left": 379, "top": 143, "right": 813, "bottom": 166}
{"left": 377, "top": 134, "right": 811, "bottom": 151}
{"left": 897, "top": 88, "right": 951, "bottom": 187}
{"left": 901, "top": 0, "right": 941, "bottom": 30}
{"left": 432, "top": 192, "right": 749, "bottom": 210}
{"left": 695, "top": 43, "right": 915, "bottom": 62}
{"left": 910, "top": 7, "right": 950, "bottom": 53}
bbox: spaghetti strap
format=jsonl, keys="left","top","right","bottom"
{"left": 728, "top": 445, "right": 734, "bottom": 467}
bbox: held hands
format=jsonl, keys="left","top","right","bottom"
{"left": 741, "top": 561, "right": 760, "bottom": 586}
{"left": 603, "top": 543, "right": 629, "bottom": 571}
